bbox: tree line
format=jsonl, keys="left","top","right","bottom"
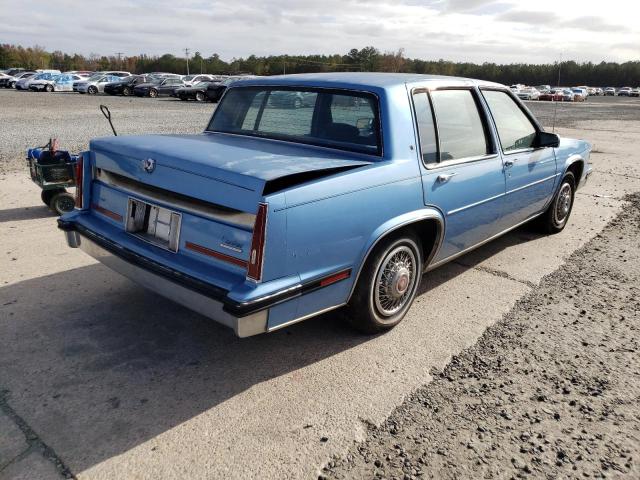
{"left": 1, "top": 44, "right": 639, "bottom": 87}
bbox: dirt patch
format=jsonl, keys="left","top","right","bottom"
{"left": 323, "top": 194, "right": 640, "bottom": 479}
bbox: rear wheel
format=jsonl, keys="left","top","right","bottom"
{"left": 540, "top": 172, "right": 575, "bottom": 234}
{"left": 88, "top": 86, "right": 98, "bottom": 95}
{"left": 123, "top": 86, "right": 132, "bottom": 96}
{"left": 149, "top": 88, "right": 158, "bottom": 98}
{"left": 41, "top": 188, "right": 65, "bottom": 207}
{"left": 346, "top": 234, "right": 422, "bottom": 334}
{"left": 195, "top": 92, "right": 205, "bottom": 102}
{"left": 45, "top": 84, "right": 53, "bottom": 92}
{"left": 50, "top": 192, "right": 75, "bottom": 215}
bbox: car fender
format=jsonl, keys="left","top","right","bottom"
{"left": 347, "top": 207, "right": 445, "bottom": 300}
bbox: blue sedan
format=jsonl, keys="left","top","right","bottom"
{"left": 59, "top": 73, "right": 592, "bottom": 337}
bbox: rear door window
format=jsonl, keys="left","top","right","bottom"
{"left": 430, "top": 89, "right": 490, "bottom": 161}
{"left": 412, "top": 92, "right": 437, "bottom": 164}
{"left": 481, "top": 90, "right": 538, "bottom": 152}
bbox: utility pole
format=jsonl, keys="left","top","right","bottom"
{"left": 115, "top": 52, "right": 124, "bottom": 69}
{"left": 184, "top": 48, "right": 191, "bottom": 75}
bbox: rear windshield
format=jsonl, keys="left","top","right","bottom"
{"left": 206, "top": 87, "right": 381, "bottom": 155}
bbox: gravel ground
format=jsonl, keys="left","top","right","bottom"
{"left": 323, "top": 193, "right": 640, "bottom": 479}
{"left": 0, "top": 89, "right": 212, "bottom": 173}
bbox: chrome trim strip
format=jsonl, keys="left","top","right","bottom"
{"left": 447, "top": 192, "right": 505, "bottom": 216}
{"left": 505, "top": 173, "right": 559, "bottom": 195}
{"left": 426, "top": 211, "right": 544, "bottom": 271}
{"left": 220, "top": 243, "right": 242, "bottom": 253}
{"left": 96, "top": 169, "right": 256, "bottom": 229}
{"left": 267, "top": 303, "right": 346, "bottom": 332}
{"left": 424, "top": 154, "right": 500, "bottom": 170}
{"left": 235, "top": 283, "right": 303, "bottom": 307}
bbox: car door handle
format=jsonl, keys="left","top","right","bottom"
{"left": 504, "top": 159, "right": 517, "bottom": 168}
{"left": 436, "top": 173, "right": 457, "bottom": 184}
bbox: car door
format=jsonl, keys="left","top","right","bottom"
{"left": 480, "top": 89, "right": 558, "bottom": 229}
{"left": 413, "top": 88, "right": 507, "bottom": 265}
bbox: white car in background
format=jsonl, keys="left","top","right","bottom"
{"left": 181, "top": 74, "right": 215, "bottom": 87}
{"left": 517, "top": 87, "right": 541, "bottom": 100}
{"left": 30, "top": 73, "right": 85, "bottom": 92}
{"left": 15, "top": 71, "right": 61, "bottom": 90}
{"left": 571, "top": 87, "right": 588, "bottom": 101}
{"left": 75, "top": 74, "right": 121, "bottom": 94}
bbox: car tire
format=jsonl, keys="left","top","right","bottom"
{"left": 540, "top": 172, "right": 575, "bottom": 234}
{"left": 346, "top": 234, "right": 422, "bottom": 334}
{"left": 50, "top": 192, "right": 76, "bottom": 215}
{"left": 45, "top": 84, "right": 53, "bottom": 92}
{"left": 88, "top": 86, "right": 97, "bottom": 95}
{"left": 195, "top": 92, "right": 205, "bottom": 102}
{"left": 9, "top": 82, "right": 16, "bottom": 88}
{"left": 149, "top": 88, "right": 158, "bottom": 98}
{"left": 123, "top": 87, "right": 131, "bottom": 96}
{"left": 41, "top": 188, "right": 65, "bottom": 207}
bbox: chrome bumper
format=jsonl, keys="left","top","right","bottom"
{"left": 64, "top": 231, "right": 269, "bottom": 337}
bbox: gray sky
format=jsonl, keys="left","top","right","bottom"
{"left": 1, "top": 0, "right": 638, "bottom": 63}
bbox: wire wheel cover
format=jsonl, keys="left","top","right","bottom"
{"left": 374, "top": 245, "right": 417, "bottom": 317}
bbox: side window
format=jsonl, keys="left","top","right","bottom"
{"left": 482, "top": 90, "right": 537, "bottom": 152}
{"left": 430, "top": 89, "right": 490, "bottom": 161}
{"left": 412, "top": 92, "right": 437, "bottom": 164}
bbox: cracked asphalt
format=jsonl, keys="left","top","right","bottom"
{"left": 1, "top": 91, "right": 639, "bottom": 479}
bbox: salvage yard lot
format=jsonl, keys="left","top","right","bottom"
{"left": 1, "top": 90, "right": 639, "bottom": 479}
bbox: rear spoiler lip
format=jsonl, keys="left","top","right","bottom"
{"left": 57, "top": 218, "right": 351, "bottom": 318}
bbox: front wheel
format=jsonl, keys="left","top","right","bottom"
{"left": 346, "top": 234, "right": 422, "bottom": 334}
{"left": 45, "top": 84, "right": 53, "bottom": 92}
{"left": 88, "top": 86, "right": 97, "bottom": 95}
{"left": 149, "top": 88, "right": 158, "bottom": 98}
{"left": 540, "top": 172, "right": 575, "bottom": 234}
{"left": 195, "top": 92, "right": 205, "bottom": 102}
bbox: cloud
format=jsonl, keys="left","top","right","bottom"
{"left": 0, "top": 0, "right": 638, "bottom": 64}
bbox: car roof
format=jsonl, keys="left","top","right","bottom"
{"left": 232, "top": 72, "right": 505, "bottom": 91}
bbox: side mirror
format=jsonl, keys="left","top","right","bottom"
{"left": 537, "top": 131, "right": 560, "bottom": 148}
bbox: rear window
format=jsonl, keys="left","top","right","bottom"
{"left": 207, "top": 87, "right": 381, "bottom": 155}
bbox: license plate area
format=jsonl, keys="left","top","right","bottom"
{"left": 125, "top": 198, "right": 181, "bottom": 252}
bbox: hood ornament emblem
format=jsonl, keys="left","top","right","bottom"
{"left": 142, "top": 158, "right": 156, "bottom": 173}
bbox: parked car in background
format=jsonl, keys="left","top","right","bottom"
{"left": 617, "top": 87, "right": 633, "bottom": 97}
{"left": 559, "top": 89, "right": 575, "bottom": 102}
{"left": 267, "top": 90, "right": 317, "bottom": 108}
{"left": 536, "top": 85, "right": 551, "bottom": 93}
{"left": 516, "top": 87, "right": 540, "bottom": 101}
{"left": 593, "top": 87, "right": 604, "bottom": 96}
{"left": 133, "top": 76, "right": 184, "bottom": 97}
{"left": 571, "top": 88, "right": 588, "bottom": 101}
{"left": 539, "top": 89, "right": 564, "bottom": 101}
{"left": 173, "top": 81, "right": 214, "bottom": 102}
{"left": 1, "top": 71, "right": 35, "bottom": 88}
{"left": 104, "top": 75, "right": 156, "bottom": 96}
{"left": 181, "top": 74, "right": 215, "bottom": 87}
{"left": 59, "top": 73, "right": 592, "bottom": 337}
{"left": 15, "top": 71, "right": 60, "bottom": 90}
{"left": 28, "top": 74, "right": 62, "bottom": 91}
{"left": 75, "top": 74, "right": 121, "bottom": 94}
{"left": 51, "top": 74, "right": 86, "bottom": 92}
{"left": 630, "top": 88, "right": 640, "bottom": 97}
{"left": 3, "top": 68, "right": 25, "bottom": 77}
{"left": 604, "top": 87, "right": 616, "bottom": 96}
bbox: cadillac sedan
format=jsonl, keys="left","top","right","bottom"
{"left": 59, "top": 73, "right": 592, "bottom": 337}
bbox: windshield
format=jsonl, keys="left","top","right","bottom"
{"left": 207, "top": 87, "right": 381, "bottom": 156}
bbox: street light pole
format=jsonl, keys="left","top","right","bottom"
{"left": 184, "top": 48, "right": 191, "bottom": 75}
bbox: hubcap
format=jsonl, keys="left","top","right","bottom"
{"left": 554, "top": 183, "right": 572, "bottom": 225}
{"left": 374, "top": 245, "right": 417, "bottom": 318}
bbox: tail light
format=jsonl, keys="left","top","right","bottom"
{"left": 75, "top": 154, "right": 84, "bottom": 208}
{"left": 247, "top": 203, "right": 267, "bottom": 282}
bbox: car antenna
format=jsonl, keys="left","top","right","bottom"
{"left": 552, "top": 53, "right": 562, "bottom": 134}
{"left": 100, "top": 104, "right": 117, "bottom": 136}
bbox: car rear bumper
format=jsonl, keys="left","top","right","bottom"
{"left": 60, "top": 225, "right": 269, "bottom": 337}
